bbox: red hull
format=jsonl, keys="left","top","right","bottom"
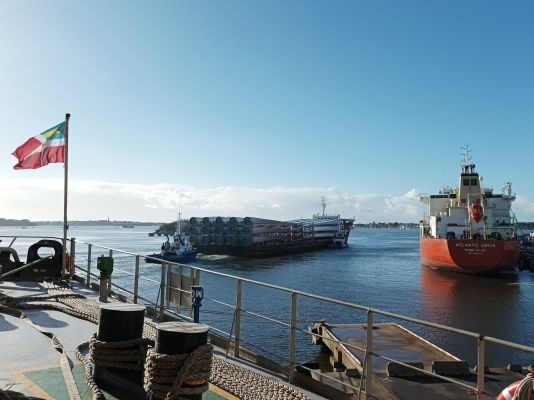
{"left": 420, "top": 238, "right": 520, "bottom": 273}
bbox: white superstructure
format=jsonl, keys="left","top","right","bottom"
{"left": 420, "top": 145, "right": 517, "bottom": 240}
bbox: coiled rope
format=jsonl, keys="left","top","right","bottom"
{"left": 210, "top": 357, "right": 308, "bottom": 400}
{"left": 513, "top": 371, "right": 533, "bottom": 400}
{"left": 89, "top": 333, "right": 154, "bottom": 371}
{"left": 144, "top": 344, "right": 213, "bottom": 400}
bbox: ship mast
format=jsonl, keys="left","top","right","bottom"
{"left": 176, "top": 212, "right": 181, "bottom": 235}
{"left": 461, "top": 144, "right": 471, "bottom": 173}
{"left": 321, "top": 197, "right": 326, "bottom": 217}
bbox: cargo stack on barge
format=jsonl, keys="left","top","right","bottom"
{"left": 186, "top": 203, "right": 353, "bottom": 257}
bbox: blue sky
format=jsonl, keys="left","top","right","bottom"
{"left": 1, "top": 1, "right": 533, "bottom": 222}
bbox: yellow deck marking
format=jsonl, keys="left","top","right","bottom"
{"left": 209, "top": 383, "right": 240, "bottom": 399}
{"left": 12, "top": 370, "right": 54, "bottom": 400}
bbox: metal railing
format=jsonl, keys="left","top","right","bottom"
{"left": 2, "top": 234, "right": 534, "bottom": 400}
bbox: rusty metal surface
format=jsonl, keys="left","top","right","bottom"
{"left": 324, "top": 323, "right": 457, "bottom": 372}
{"left": 376, "top": 367, "right": 524, "bottom": 400}
{"left": 317, "top": 323, "right": 526, "bottom": 400}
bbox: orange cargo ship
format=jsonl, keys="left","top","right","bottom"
{"left": 419, "top": 145, "right": 520, "bottom": 273}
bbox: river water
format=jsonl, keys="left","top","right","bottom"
{"left": 1, "top": 225, "right": 533, "bottom": 368}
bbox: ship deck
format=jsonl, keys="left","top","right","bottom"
{"left": 0, "top": 280, "right": 324, "bottom": 400}
{"left": 301, "top": 323, "right": 526, "bottom": 400}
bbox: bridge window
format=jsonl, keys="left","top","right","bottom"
{"left": 471, "top": 178, "right": 477, "bottom": 186}
{"left": 463, "top": 179, "right": 470, "bottom": 186}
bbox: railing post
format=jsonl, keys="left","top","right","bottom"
{"left": 234, "top": 279, "right": 242, "bottom": 358}
{"left": 133, "top": 255, "right": 140, "bottom": 304}
{"left": 86, "top": 244, "right": 92, "bottom": 287}
{"left": 365, "top": 309, "right": 373, "bottom": 400}
{"left": 164, "top": 263, "right": 171, "bottom": 310}
{"left": 289, "top": 291, "right": 298, "bottom": 383}
{"left": 69, "top": 238, "right": 76, "bottom": 278}
{"left": 477, "top": 335, "right": 485, "bottom": 398}
{"left": 159, "top": 262, "right": 167, "bottom": 319}
{"left": 107, "top": 249, "right": 113, "bottom": 295}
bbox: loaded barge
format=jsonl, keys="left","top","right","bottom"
{"left": 185, "top": 201, "right": 354, "bottom": 257}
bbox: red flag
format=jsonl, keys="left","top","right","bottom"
{"left": 12, "top": 122, "right": 65, "bottom": 169}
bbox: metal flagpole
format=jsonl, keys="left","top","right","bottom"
{"left": 62, "top": 113, "right": 70, "bottom": 278}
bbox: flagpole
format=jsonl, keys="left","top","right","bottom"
{"left": 62, "top": 113, "right": 70, "bottom": 278}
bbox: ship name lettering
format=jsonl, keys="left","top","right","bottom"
{"left": 464, "top": 243, "right": 478, "bottom": 248}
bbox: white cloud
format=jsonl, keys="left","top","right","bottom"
{"left": 384, "top": 188, "right": 422, "bottom": 218}
{"left": 9, "top": 178, "right": 534, "bottom": 223}
{"left": 512, "top": 195, "right": 534, "bottom": 221}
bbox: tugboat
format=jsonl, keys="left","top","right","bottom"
{"left": 146, "top": 213, "right": 198, "bottom": 264}
{"left": 419, "top": 145, "right": 521, "bottom": 273}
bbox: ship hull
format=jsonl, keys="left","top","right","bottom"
{"left": 420, "top": 237, "right": 520, "bottom": 273}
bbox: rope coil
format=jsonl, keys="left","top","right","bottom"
{"left": 513, "top": 371, "right": 533, "bottom": 400}
{"left": 209, "top": 357, "right": 309, "bottom": 400}
{"left": 89, "top": 333, "right": 154, "bottom": 371}
{"left": 144, "top": 344, "right": 213, "bottom": 400}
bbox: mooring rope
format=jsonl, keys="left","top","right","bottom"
{"left": 210, "top": 357, "right": 309, "bottom": 400}
{"left": 74, "top": 342, "right": 105, "bottom": 400}
{"left": 144, "top": 344, "right": 213, "bottom": 400}
{"left": 89, "top": 333, "right": 154, "bottom": 371}
{"left": 513, "top": 371, "right": 533, "bottom": 400}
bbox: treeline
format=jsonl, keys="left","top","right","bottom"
{"left": 354, "top": 222, "right": 418, "bottom": 229}
{"left": 0, "top": 218, "right": 35, "bottom": 226}
{"left": 355, "top": 222, "right": 534, "bottom": 230}
{"left": 518, "top": 222, "right": 534, "bottom": 230}
{"left": 0, "top": 218, "right": 161, "bottom": 226}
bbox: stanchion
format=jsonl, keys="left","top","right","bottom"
{"left": 93, "top": 303, "right": 147, "bottom": 399}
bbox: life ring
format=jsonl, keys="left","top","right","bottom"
{"left": 496, "top": 378, "right": 534, "bottom": 400}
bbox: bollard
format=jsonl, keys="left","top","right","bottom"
{"left": 93, "top": 303, "right": 146, "bottom": 400}
{"left": 152, "top": 322, "right": 209, "bottom": 400}
{"left": 191, "top": 285, "right": 203, "bottom": 323}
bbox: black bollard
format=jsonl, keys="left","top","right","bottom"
{"left": 154, "top": 322, "right": 210, "bottom": 400}
{"left": 93, "top": 303, "right": 147, "bottom": 400}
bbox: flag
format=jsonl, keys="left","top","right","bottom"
{"left": 12, "top": 122, "right": 66, "bottom": 170}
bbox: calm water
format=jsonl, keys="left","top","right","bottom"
{"left": 1, "top": 225, "right": 533, "bottom": 367}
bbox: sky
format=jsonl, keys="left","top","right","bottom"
{"left": 1, "top": 1, "right": 533, "bottom": 223}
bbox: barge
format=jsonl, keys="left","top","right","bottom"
{"left": 187, "top": 211, "right": 354, "bottom": 257}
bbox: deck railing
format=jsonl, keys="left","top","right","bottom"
{"left": 2, "top": 234, "right": 534, "bottom": 400}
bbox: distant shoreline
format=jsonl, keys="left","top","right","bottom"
{"left": 3, "top": 218, "right": 534, "bottom": 230}
{"left": 0, "top": 218, "right": 162, "bottom": 227}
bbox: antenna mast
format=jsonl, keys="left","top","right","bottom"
{"left": 461, "top": 144, "right": 471, "bottom": 167}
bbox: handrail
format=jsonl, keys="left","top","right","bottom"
{"left": 3, "top": 234, "right": 534, "bottom": 400}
